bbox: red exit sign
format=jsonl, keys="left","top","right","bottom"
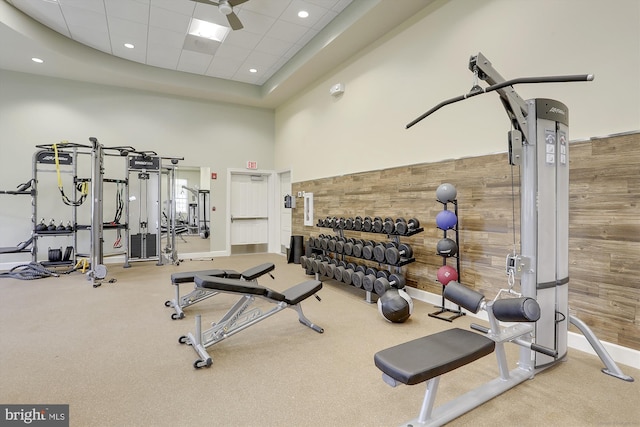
{"left": 246, "top": 161, "right": 258, "bottom": 170}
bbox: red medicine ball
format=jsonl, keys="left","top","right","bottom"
{"left": 437, "top": 265, "right": 458, "bottom": 285}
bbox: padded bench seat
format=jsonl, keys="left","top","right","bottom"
{"left": 171, "top": 269, "right": 227, "bottom": 284}
{"left": 374, "top": 328, "right": 495, "bottom": 385}
{"left": 195, "top": 275, "right": 322, "bottom": 306}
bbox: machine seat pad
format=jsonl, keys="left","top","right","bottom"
{"left": 374, "top": 328, "right": 495, "bottom": 385}
{"left": 240, "top": 263, "right": 275, "bottom": 281}
{"left": 171, "top": 269, "right": 226, "bottom": 285}
{"left": 195, "top": 275, "right": 269, "bottom": 297}
{"left": 280, "top": 280, "right": 322, "bottom": 305}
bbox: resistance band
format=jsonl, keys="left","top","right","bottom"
{"left": 53, "top": 142, "right": 88, "bottom": 206}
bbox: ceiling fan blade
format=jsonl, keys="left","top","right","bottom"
{"left": 228, "top": 0, "right": 249, "bottom": 7}
{"left": 189, "top": 0, "right": 221, "bottom": 5}
{"left": 227, "top": 12, "right": 243, "bottom": 30}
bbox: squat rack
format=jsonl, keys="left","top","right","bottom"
{"left": 31, "top": 138, "right": 183, "bottom": 286}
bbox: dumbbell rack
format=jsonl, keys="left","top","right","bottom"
{"left": 429, "top": 201, "right": 465, "bottom": 322}
{"left": 306, "top": 216, "right": 423, "bottom": 303}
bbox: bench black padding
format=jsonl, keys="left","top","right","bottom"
{"left": 195, "top": 275, "right": 322, "bottom": 305}
{"left": 240, "top": 262, "right": 275, "bottom": 281}
{"left": 492, "top": 297, "right": 540, "bottom": 322}
{"left": 171, "top": 269, "right": 226, "bottom": 285}
{"left": 443, "top": 281, "right": 485, "bottom": 314}
{"left": 0, "top": 237, "right": 33, "bottom": 254}
{"left": 374, "top": 328, "right": 495, "bottom": 385}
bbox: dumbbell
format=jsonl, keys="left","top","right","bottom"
{"left": 374, "top": 273, "right": 406, "bottom": 296}
{"left": 352, "top": 239, "right": 366, "bottom": 258}
{"left": 333, "top": 261, "right": 348, "bottom": 282}
{"left": 385, "top": 243, "right": 414, "bottom": 264}
{"left": 362, "top": 268, "right": 381, "bottom": 292}
{"left": 396, "top": 218, "right": 420, "bottom": 235}
{"left": 328, "top": 237, "right": 337, "bottom": 252}
{"left": 353, "top": 216, "right": 363, "bottom": 231}
{"left": 341, "top": 263, "right": 357, "bottom": 286}
{"left": 373, "top": 242, "right": 396, "bottom": 263}
{"left": 325, "top": 258, "right": 339, "bottom": 278}
{"left": 343, "top": 238, "right": 356, "bottom": 256}
{"left": 361, "top": 240, "right": 376, "bottom": 260}
{"left": 383, "top": 217, "right": 402, "bottom": 235}
{"left": 351, "top": 265, "right": 367, "bottom": 288}
{"left": 335, "top": 237, "right": 346, "bottom": 254}
{"left": 344, "top": 217, "right": 355, "bottom": 230}
{"left": 372, "top": 217, "right": 384, "bottom": 233}
{"left": 362, "top": 216, "right": 373, "bottom": 232}
{"left": 300, "top": 255, "right": 309, "bottom": 269}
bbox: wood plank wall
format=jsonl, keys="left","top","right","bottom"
{"left": 292, "top": 132, "right": 639, "bottom": 351}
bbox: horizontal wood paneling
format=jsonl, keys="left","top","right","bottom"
{"left": 292, "top": 132, "right": 640, "bottom": 351}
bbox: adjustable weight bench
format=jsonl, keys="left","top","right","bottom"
{"left": 164, "top": 262, "right": 275, "bottom": 320}
{"left": 0, "top": 237, "right": 33, "bottom": 254}
{"left": 374, "top": 281, "right": 556, "bottom": 426}
{"left": 179, "top": 274, "right": 323, "bottom": 369}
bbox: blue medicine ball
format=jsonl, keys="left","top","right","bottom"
{"left": 436, "top": 210, "right": 457, "bottom": 230}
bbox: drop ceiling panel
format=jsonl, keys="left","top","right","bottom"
{"left": 104, "top": 1, "right": 150, "bottom": 25}
{"left": 4, "top": 0, "right": 378, "bottom": 88}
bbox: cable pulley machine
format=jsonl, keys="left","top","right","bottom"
{"left": 406, "top": 52, "right": 631, "bottom": 379}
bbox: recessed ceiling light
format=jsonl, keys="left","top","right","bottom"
{"left": 249, "top": 68, "right": 257, "bottom": 73}
{"left": 124, "top": 43, "right": 134, "bottom": 49}
{"left": 188, "top": 18, "right": 230, "bottom": 42}
{"left": 298, "top": 10, "right": 309, "bottom": 18}
{"left": 31, "top": 57, "right": 44, "bottom": 63}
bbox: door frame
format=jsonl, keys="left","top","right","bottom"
{"left": 226, "top": 168, "right": 278, "bottom": 255}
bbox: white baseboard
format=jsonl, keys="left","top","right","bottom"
{"left": 405, "top": 286, "right": 640, "bottom": 371}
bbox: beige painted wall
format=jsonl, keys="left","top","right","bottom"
{"left": 275, "top": 0, "right": 640, "bottom": 182}
{"left": 0, "top": 70, "right": 274, "bottom": 253}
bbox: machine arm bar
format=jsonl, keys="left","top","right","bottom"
{"left": 406, "top": 73, "right": 594, "bottom": 130}
{"left": 406, "top": 51, "right": 593, "bottom": 131}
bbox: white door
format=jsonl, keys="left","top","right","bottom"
{"left": 229, "top": 172, "right": 270, "bottom": 251}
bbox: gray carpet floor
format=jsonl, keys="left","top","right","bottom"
{"left": 0, "top": 253, "right": 638, "bottom": 426}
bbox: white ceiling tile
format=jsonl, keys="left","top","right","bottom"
{"left": 149, "top": 5, "right": 191, "bottom": 33}
{"left": 146, "top": 45, "right": 181, "bottom": 69}
{"left": 266, "top": 19, "right": 308, "bottom": 43}
{"left": 214, "top": 43, "right": 251, "bottom": 62}
{"left": 254, "top": 36, "right": 294, "bottom": 57}
{"left": 177, "top": 50, "right": 213, "bottom": 74}
{"left": 104, "top": 0, "right": 150, "bottom": 25}
{"left": 224, "top": 30, "right": 263, "bottom": 51}
{"left": 59, "top": 0, "right": 106, "bottom": 14}
{"left": 108, "top": 17, "right": 148, "bottom": 39}
{"left": 9, "top": 0, "right": 70, "bottom": 36}
{"left": 311, "top": 9, "right": 337, "bottom": 31}
{"left": 147, "top": 26, "right": 186, "bottom": 50}
{"left": 8, "top": 0, "right": 355, "bottom": 87}
{"left": 150, "top": 0, "right": 195, "bottom": 15}
{"left": 206, "top": 57, "right": 243, "bottom": 79}
{"left": 241, "top": 0, "right": 291, "bottom": 19}
{"left": 235, "top": 9, "right": 277, "bottom": 36}
{"left": 281, "top": 0, "right": 330, "bottom": 28}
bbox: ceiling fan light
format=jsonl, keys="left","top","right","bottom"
{"left": 219, "top": 2, "right": 233, "bottom": 16}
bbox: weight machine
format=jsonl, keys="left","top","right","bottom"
{"left": 126, "top": 153, "right": 183, "bottom": 266}
{"left": 375, "top": 52, "right": 632, "bottom": 426}
{"left": 181, "top": 185, "right": 210, "bottom": 238}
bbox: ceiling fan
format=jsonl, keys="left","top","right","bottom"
{"left": 190, "top": 0, "right": 249, "bottom": 31}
